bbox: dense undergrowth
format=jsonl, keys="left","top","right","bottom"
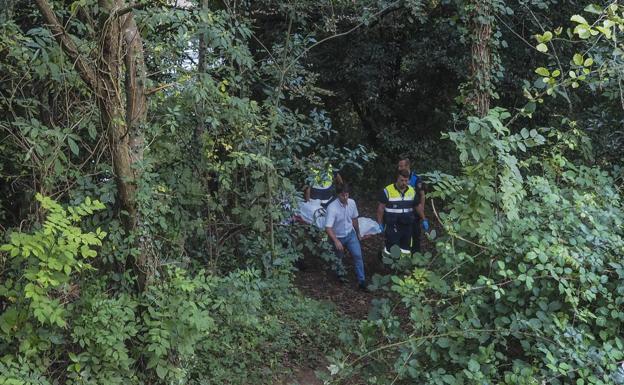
{"left": 3, "top": 0, "right": 624, "bottom": 384}
{"left": 0, "top": 197, "right": 353, "bottom": 384}
{"left": 326, "top": 109, "right": 624, "bottom": 385}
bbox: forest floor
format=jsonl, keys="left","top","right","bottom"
{"left": 278, "top": 199, "right": 434, "bottom": 385}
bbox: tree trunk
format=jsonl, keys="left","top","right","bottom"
{"left": 36, "top": 0, "right": 153, "bottom": 291}
{"left": 196, "top": 0, "right": 210, "bottom": 140}
{"left": 467, "top": 0, "right": 492, "bottom": 117}
{"left": 98, "top": 0, "right": 138, "bottom": 224}
{"left": 122, "top": 11, "right": 153, "bottom": 291}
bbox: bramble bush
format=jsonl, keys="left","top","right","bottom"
{"left": 327, "top": 108, "right": 624, "bottom": 385}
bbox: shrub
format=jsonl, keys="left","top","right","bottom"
{"left": 327, "top": 109, "right": 624, "bottom": 385}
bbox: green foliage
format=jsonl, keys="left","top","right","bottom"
{"left": 68, "top": 290, "right": 139, "bottom": 384}
{"left": 0, "top": 194, "right": 105, "bottom": 330}
{"left": 329, "top": 110, "right": 624, "bottom": 384}
{"left": 189, "top": 271, "right": 353, "bottom": 385}
{"left": 0, "top": 356, "right": 52, "bottom": 385}
{"left": 139, "top": 268, "right": 215, "bottom": 383}
{"left": 0, "top": 195, "right": 106, "bottom": 384}
{"left": 4, "top": 1, "right": 624, "bottom": 385}
{"left": 529, "top": 3, "right": 623, "bottom": 95}
{"left": 431, "top": 108, "right": 546, "bottom": 240}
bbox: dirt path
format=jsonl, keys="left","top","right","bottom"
{"left": 280, "top": 197, "right": 437, "bottom": 384}
{"left": 293, "top": 198, "right": 392, "bottom": 318}
{"left": 293, "top": 235, "right": 387, "bottom": 319}
{"left": 279, "top": 199, "right": 411, "bottom": 385}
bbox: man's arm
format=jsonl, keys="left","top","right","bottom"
{"left": 326, "top": 227, "right": 344, "bottom": 251}
{"left": 415, "top": 186, "right": 426, "bottom": 220}
{"left": 352, "top": 218, "right": 361, "bottom": 239}
{"left": 416, "top": 193, "right": 425, "bottom": 220}
{"left": 416, "top": 204, "right": 425, "bottom": 220}
{"left": 416, "top": 188, "right": 429, "bottom": 231}
{"left": 325, "top": 205, "right": 343, "bottom": 251}
{"left": 334, "top": 172, "right": 344, "bottom": 186}
{"left": 304, "top": 186, "right": 311, "bottom": 202}
{"left": 376, "top": 203, "right": 385, "bottom": 225}
{"left": 351, "top": 201, "right": 361, "bottom": 238}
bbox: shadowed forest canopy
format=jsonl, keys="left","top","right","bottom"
{"left": 1, "top": 0, "right": 624, "bottom": 384}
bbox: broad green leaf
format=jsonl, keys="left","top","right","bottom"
{"left": 437, "top": 337, "right": 450, "bottom": 348}
{"left": 535, "top": 67, "right": 550, "bottom": 76}
{"left": 541, "top": 31, "right": 553, "bottom": 42}
{"left": 596, "top": 26, "right": 612, "bottom": 39}
{"left": 574, "top": 25, "right": 591, "bottom": 39}
{"left": 536, "top": 43, "right": 548, "bottom": 53}
{"left": 471, "top": 147, "right": 480, "bottom": 161}
{"left": 573, "top": 53, "right": 584, "bottom": 66}
{"left": 68, "top": 137, "right": 79, "bottom": 156}
{"left": 570, "top": 14, "right": 588, "bottom": 24}
{"left": 156, "top": 364, "right": 167, "bottom": 379}
{"left": 584, "top": 4, "right": 603, "bottom": 14}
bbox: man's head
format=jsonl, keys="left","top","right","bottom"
{"left": 395, "top": 169, "right": 410, "bottom": 191}
{"left": 397, "top": 156, "right": 411, "bottom": 173}
{"left": 336, "top": 183, "right": 351, "bottom": 204}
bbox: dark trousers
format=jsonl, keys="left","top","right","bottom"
{"left": 385, "top": 222, "right": 413, "bottom": 253}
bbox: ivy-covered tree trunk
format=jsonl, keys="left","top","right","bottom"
{"left": 467, "top": 0, "right": 492, "bottom": 117}
{"left": 35, "top": 0, "right": 154, "bottom": 291}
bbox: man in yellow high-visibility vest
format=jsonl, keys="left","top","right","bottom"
{"left": 304, "top": 164, "right": 343, "bottom": 204}
{"left": 376, "top": 169, "right": 417, "bottom": 258}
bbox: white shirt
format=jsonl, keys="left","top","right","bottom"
{"left": 325, "top": 198, "right": 359, "bottom": 238}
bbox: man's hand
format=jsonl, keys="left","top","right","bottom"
{"left": 422, "top": 218, "right": 430, "bottom": 232}
{"left": 334, "top": 240, "right": 344, "bottom": 252}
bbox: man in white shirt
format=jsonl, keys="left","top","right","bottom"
{"left": 325, "top": 184, "right": 367, "bottom": 291}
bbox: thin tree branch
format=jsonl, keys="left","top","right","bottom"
{"left": 281, "top": 0, "right": 403, "bottom": 76}
{"left": 34, "top": 0, "right": 98, "bottom": 91}
{"left": 146, "top": 82, "right": 176, "bottom": 95}
{"left": 115, "top": 3, "right": 146, "bottom": 17}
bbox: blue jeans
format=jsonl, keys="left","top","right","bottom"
{"left": 333, "top": 230, "right": 365, "bottom": 283}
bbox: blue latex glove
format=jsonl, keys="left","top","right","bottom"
{"left": 378, "top": 223, "right": 385, "bottom": 233}
{"left": 422, "top": 219, "right": 430, "bottom": 232}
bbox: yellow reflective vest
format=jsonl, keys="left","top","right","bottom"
{"left": 383, "top": 183, "right": 416, "bottom": 224}
{"left": 310, "top": 165, "right": 334, "bottom": 201}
